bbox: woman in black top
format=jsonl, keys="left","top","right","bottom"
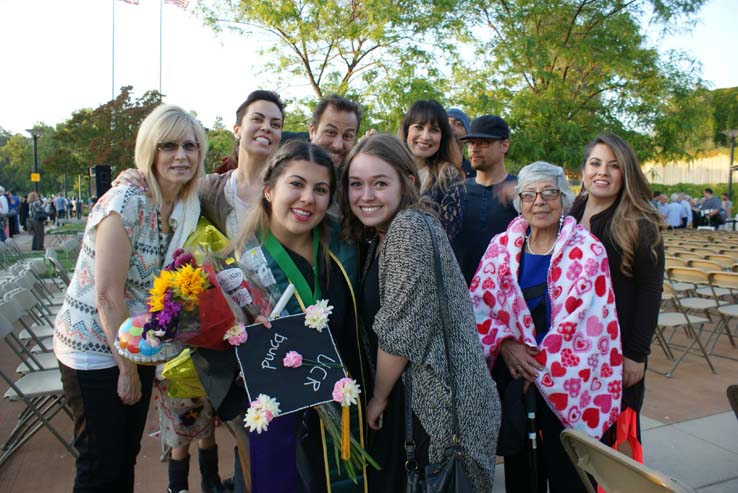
{"left": 569, "top": 134, "right": 664, "bottom": 460}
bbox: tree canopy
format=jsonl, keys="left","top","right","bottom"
{"left": 193, "top": 0, "right": 715, "bottom": 168}
{"left": 0, "top": 0, "right": 731, "bottom": 194}
{"left": 0, "top": 86, "right": 235, "bottom": 196}
{"left": 454, "top": 0, "right": 711, "bottom": 168}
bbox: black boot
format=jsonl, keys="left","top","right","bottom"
{"left": 168, "top": 455, "right": 190, "bottom": 493}
{"left": 199, "top": 446, "right": 227, "bottom": 493}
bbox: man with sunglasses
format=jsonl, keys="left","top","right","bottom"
{"left": 453, "top": 115, "right": 518, "bottom": 284}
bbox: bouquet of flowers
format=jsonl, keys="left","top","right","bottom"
{"left": 116, "top": 248, "right": 237, "bottom": 364}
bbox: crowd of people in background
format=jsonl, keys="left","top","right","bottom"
{"left": 0, "top": 189, "right": 90, "bottom": 251}
{"left": 654, "top": 188, "right": 734, "bottom": 230}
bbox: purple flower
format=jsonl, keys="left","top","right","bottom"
{"left": 174, "top": 252, "right": 196, "bottom": 269}
{"left": 157, "top": 295, "right": 182, "bottom": 327}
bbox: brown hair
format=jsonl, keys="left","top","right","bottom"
{"left": 339, "top": 134, "right": 426, "bottom": 243}
{"left": 232, "top": 140, "right": 336, "bottom": 261}
{"left": 312, "top": 94, "right": 362, "bottom": 130}
{"left": 581, "top": 133, "right": 663, "bottom": 277}
{"left": 398, "top": 100, "right": 461, "bottom": 193}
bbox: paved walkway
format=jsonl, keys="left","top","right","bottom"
{"left": 1, "top": 228, "right": 737, "bottom": 492}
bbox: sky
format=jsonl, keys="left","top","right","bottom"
{"left": 1, "top": 0, "right": 737, "bottom": 136}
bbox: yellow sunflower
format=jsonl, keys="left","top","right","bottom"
{"left": 172, "top": 264, "right": 209, "bottom": 303}
{"left": 147, "top": 270, "right": 174, "bottom": 312}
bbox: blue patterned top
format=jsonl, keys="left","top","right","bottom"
{"left": 423, "top": 164, "right": 464, "bottom": 243}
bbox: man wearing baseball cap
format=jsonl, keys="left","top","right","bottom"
{"left": 447, "top": 108, "right": 475, "bottom": 178}
{"left": 453, "top": 114, "right": 518, "bottom": 284}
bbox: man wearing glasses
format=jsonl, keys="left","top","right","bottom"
{"left": 453, "top": 115, "right": 518, "bottom": 284}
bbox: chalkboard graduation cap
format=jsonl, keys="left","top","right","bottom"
{"left": 234, "top": 286, "right": 347, "bottom": 415}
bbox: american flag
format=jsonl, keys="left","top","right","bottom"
{"left": 118, "top": 0, "right": 140, "bottom": 4}
{"left": 164, "top": 0, "right": 189, "bottom": 9}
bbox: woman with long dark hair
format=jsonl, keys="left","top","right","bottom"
{"left": 398, "top": 100, "right": 464, "bottom": 241}
{"left": 569, "top": 133, "right": 664, "bottom": 462}
{"left": 232, "top": 140, "right": 368, "bottom": 492}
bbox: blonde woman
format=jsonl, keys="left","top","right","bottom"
{"left": 53, "top": 104, "right": 205, "bottom": 492}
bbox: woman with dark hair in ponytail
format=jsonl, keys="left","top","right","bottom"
{"left": 232, "top": 140, "right": 368, "bottom": 492}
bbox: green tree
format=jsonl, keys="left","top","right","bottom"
{"left": 0, "top": 133, "right": 32, "bottom": 192}
{"left": 0, "top": 127, "right": 11, "bottom": 147}
{"left": 205, "top": 117, "right": 235, "bottom": 172}
{"left": 197, "top": 0, "right": 462, "bottom": 100}
{"left": 46, "top": 86, "right": 163, "bottom": 184}
{"left": 710, "top": 87, "right": 738, "bottom": 146}
{"left": 457, "top": 0, "right": 710, "bottom": 169}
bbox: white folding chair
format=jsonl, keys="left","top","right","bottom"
{"left": 0, "top": 310, "right": 77, "bottom": 466}
{"left": 653, "top": 283, "right": 716, "bottom": 377}
{"left": 561, "top": 429, "right": 695, "bottom": 493}
{"left": 4, "top": 289, "right": 54, "bottom": 353}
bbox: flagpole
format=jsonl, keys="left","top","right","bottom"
{"left": 111, "top": 0, "right": 115, "bottom": 100}
{"left": 159, "top": 0, "right": 163, "bottom": 94}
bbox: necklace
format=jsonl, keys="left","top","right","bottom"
{"left": 525, "top": 234, "right": 555, "bottom": 256}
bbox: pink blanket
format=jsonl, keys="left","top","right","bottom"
{"left": 470, "top": 215, "right": 622, "bottom": 439}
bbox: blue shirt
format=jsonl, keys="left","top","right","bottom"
{"left": 519, "top": 250, "right": 551, "bottom": 344}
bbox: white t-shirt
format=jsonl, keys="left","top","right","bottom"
{"left": 224, "top": 171, "right": 253, "bottom": 238}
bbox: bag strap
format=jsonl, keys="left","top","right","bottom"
{"left": 404, "top": 364, "right": 418, "bottom": 472}
{"left": 404, "top": 213, "right": 460, "bottom": 471}
{"left": 420, "top": 213, "right": 460, "bottom": 439}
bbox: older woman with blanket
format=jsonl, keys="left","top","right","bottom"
{"left": 470, "top": 161, "right": 623, "bottom": 493}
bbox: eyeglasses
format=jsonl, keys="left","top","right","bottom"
{"left": 518, "top": 189, "right": 561, "bottom": 203}
{"left": 157, "top": 141, "right": 200, "bottom": 153}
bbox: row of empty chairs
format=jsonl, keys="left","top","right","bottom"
{"left": 656, "top": 242, "right": 738, "bottom": 376}
{"left": 657, "top": 228, "right": 738, "bottom": 376}
{"left": 0, "top": 241, "right": 78, "bottom": 467}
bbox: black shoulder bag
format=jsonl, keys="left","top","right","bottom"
{"left": 404, "top": 214, "right": 474, "bottom": 493}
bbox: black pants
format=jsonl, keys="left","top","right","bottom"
{"left": 59, "top": 361, "right": 155, "bottom": 493}
{"left": 503, "top": 389, "right": 586, "bottom": 493}
{"left": 31, "top": 219, "right": 44, "bottom": 250}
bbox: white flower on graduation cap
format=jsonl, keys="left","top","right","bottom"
{"left": 304, "top": 299, "right": 333, "bottom": 333}
{"left": 332, "top": 378, "right": 361, "bottom": 407}
{"left": 243, "top": 394, "right": 281, "bottom": 433}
